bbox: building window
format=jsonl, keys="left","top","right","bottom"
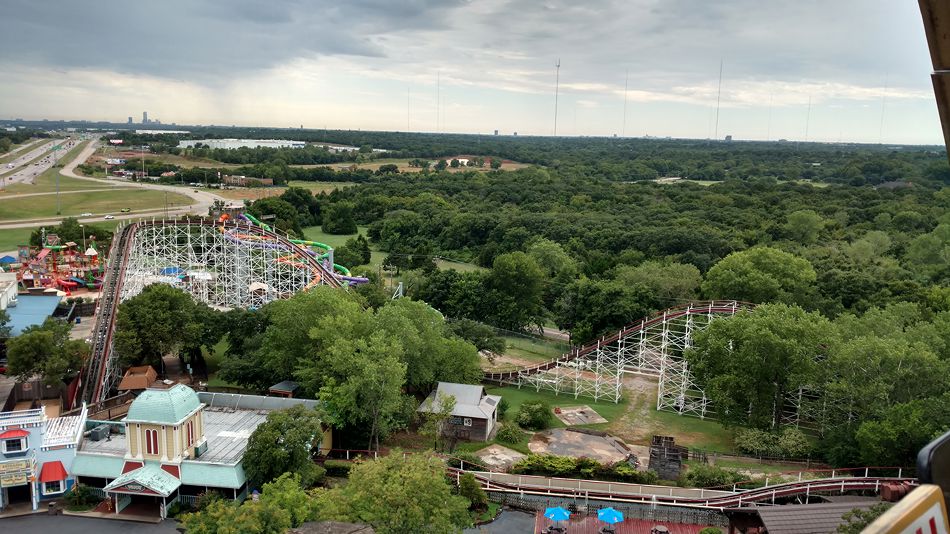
{"left": 44, "top": 480, "right": 64, "bottom": 494}
{"left": 2, "top": 437, "right": 26, "bottom": 454}
{"left": 145, "top": 429, "right": 159, "bottom": 455}
{"left": 463, "top": 418, "right": 473, "bottom": 427}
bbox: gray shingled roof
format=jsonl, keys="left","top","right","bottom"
{"left": 755, "top": 501, "right": 880, "bottom": 534}
{"left": 418, "top": 382, "right": 500, "bottom": 419}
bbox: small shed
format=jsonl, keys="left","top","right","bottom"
{"left": 269, "top": 380, "right": 300, "bottom": 398}
{"left": 418, "top": 382, "right": 501, "bottom": 442}
{"left": 117, "top": 365, "right": 159, "bottom": 392}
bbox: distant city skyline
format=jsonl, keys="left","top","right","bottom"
{"left": 0, "top": 1, "right": 941, "bottom": 145}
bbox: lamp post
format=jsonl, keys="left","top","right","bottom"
{"left": 80, "top": 224, "right": 86, "bottom": 250}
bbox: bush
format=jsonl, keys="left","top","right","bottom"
{"left": 63, "top": 483, "right": 96, "bottom": 507}
{"left": 496, "top": 422, "right": 523, "bottom": 444}
{"left": 194, "top": 490, "right": 224, "bottom": 511}
{"left": 323, "top": 459, "right": 353, "bottom": 477}
{"left": 497, "top": 398, "right": 510, "bottom": 420}
{"left": 510, "top": 454, "right": 659, "bottom": 484}
{"left": 458, "top": 472, "right": 488, "bottom": 511}
{"left": 735, "top": 427, "right": 812, "bottom": 458}
{"left": 680, "top": 464, "right": 746, "bottom": 488}
{"left": 699, "top": 528, "right": 723, "bottom": 534}
{"left": 516, "top": 401, "right": 553, "bottom": 430}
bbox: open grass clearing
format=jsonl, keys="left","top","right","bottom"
{"left": 503, "top": 335, "right": 568, "bottom": 363}
{"left": 0, "top": 189, "right": 192, "bottom": 221}
{"left": 484, "top": 385, "right": 628, "bottom": 432}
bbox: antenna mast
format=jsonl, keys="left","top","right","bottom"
{"left": 622, "top": 70, "right": 629, "bottom": 137}
{"left": 714, "top": 60, "right": 723, "bottom": 140}
{"left": 554, "top": 58, "right": 561, "bottom": 136}
{"left": 437, "top": 71, "right": 441, "bottom": 133}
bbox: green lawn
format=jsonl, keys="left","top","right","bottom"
{"left": 503, "top": 335, "right": 568, "bottom": 363}
{"left": 2, "top": 170, "right": 126, "bottom": 195}
{"left": 485, "top": 385, "right": 629, "bottom": 431}
{"left": 287, "top": 180, "right": 355, "bottom": 194}
{"left": 302, "top": 225, "right": 370, "bottom": 248}
{"left": 0, "top": 189, "right": 192, "bottom": 221}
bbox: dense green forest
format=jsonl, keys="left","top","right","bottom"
{"left": 216, "top": 132, "right": 950, "bottom": 467}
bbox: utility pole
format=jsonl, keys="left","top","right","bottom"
{"left": 553, "top": 59, "right": 561, "bottom": 136}
{"left": 714, "top": 60, "right": 723, "bottom": 141}
{"left": 804, "top": 95, "right": 812, "bottom": 143}
{"left": 407, "top": 88, "right": 411, "bottom": 133}
{"left": 622, "top": 70, "right": 629, "bottom": 137}
{"left": 437, "top": 71, "right": 441, "bottom": 133}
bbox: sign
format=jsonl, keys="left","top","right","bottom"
{"left": 124, "top": 483, "right": 144, "bottom": 492}
{"left": 0, "top": 473, "right": 28, "bottom": 486}
{"left": 0, "top": 459, "right": 31, "bottom": 474}
{"left": 866, "top": 485, "right": 950, "bottom": 534}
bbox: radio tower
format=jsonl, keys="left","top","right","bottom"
{"left": 553, "top": 59, "right": 561, "bottom": 136}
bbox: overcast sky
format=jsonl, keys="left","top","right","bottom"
{"left": 0, "top": 1, "right": 941, "bottom": 144}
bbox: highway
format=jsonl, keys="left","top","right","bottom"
{"left": 0, "top": 138, "right": 68, "bottom": 182}
{"left": 0, "top": 137, "right": 45, "bottom": 161}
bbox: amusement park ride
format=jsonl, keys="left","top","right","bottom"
{"left": 8, "top": 230, "right": 104, "bottom": 295}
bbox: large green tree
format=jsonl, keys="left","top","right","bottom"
{"left": 702, "top": 247, "right": 817, "bottom": 305}
{"left": 6, "top": 319, "right": 87, "bottom": 385}
{"left": 485, "top": 252, "right": 544, "bottom": 331}
{"left": 313, "top": 452, "right": 471, "bottom": 534}
{"left": 242, "top": 405, "right": 326, "bottom": 487}
{"left": 686, "top": 303, "right": 833, "bottom": 428}
{"left": 113, "top": 284, "right": 204, "bottom": 369}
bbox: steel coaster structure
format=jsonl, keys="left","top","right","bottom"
{"left": 484, "top": 301, "right": 751, "bottom": 418}
{"left": 81, "top": 218, "right": 341, "bottom": 405}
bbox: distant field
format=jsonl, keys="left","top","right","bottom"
{"left": 292, "top": 157, "right": 530, "bottom": 173}
{"left": 93, "top": 150, "right": 241, "bottom": 170}
{"left": 503, "top": 335, "right": 568, "bottom": 362}
{"left": 206, "top": 181, "right": 353, "bottom": 201}
{"left": 0, "top": 189, "right": 192, "bottom": 221}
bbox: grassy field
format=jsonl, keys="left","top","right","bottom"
{"left": 0, "top": 189, "right": 192, "bottom": 221}
{"left": 485, "top": 385, "right": 629, "bottom": 431}
{"left": 0, "top": 220, "right": 120, "bottom": 251}
{"left": 503, "top": 335, "right": 568, "bottom": 363}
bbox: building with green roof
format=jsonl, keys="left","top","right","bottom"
{"left": 73, "top": 386, "right": 328, "bottom": 520}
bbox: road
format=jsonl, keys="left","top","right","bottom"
{"left": 0, "top": 138, "right": 68, "bottom": 181}
{"left": 0, "top": 137, "right": 45, "bottom": 161}
{"left": 1, "top": 515, "right": 177, "bottom": 533}
{"left": 0, "top": 140, "right": 226, "bottom": 232}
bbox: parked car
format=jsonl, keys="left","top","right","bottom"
{"left": 120, "top": 208, "right": 131, "bottom": 213}
{"left": 80, "top": 212, "right": 92, "bottom": 216}
{"left": 104, "top": 215, "right": 114, "bottom": 219}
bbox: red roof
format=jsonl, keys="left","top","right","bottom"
{"left": 39, "top": 461, "right": 68, "bottom": 483}
{"left": 0, "top": 429, "right": 30, "bottom": 439}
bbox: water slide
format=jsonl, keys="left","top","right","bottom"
{"left": 68, "top": 277, "right": 88, "bottom": 287}
{"left": 237, "top": 213, "right": 369, "bottom": 284}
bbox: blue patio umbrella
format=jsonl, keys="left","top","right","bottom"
{"left": 543, "top": 506, "right": 571, "bottom": 522}
{"left": 0, "top": 255, "right": 16, "bottom": 264}
{"left": 598, "top": 507, "right": 624, "bottom": 524}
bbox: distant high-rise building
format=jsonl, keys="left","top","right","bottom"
{"left": 724, "top": 135, "right": 733, "bottom": 142}
{"left": 127, "top": 117, "right": 133, "bottom": 124}
{"left": 142, "top": 111, "right": 148, "bottom": 124}
{"left": 494, "top": 129, "right": 498, "bottom": 136}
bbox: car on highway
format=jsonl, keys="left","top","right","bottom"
{"left": 120, "top": 208, "right": 131, "bottom": 213}
{"left": 81, "top": 212, "right": 92, "bottom": 216}
{"left": 104, "top": 215, "right": 115, "bottom": 220}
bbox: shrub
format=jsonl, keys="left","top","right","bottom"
{"left": 734, "top": 428, "right": 779, "bottom": 457}
{"left": 497, "top": 398, "right": 510, "bottom": 420}
{"left": 735, "top": 427, "right": 812, "bottom": 458}
{"left": 323, "top": 459, "right": 353, "bottom": 477}
{"left": 63, "top": 483, "right": 96, "bottom": 507}
{"left": 699, "top": 528, "right": 723, "bottom": 534}
{"left": 496, "top": 422, "right": 523, "bottom": 445}
{"left": 777, "top": 427, "right": 812, "bottom": 457}
{"left": 516, "top": 401, "right": 553, "bottom": 430}
{"left": 510, "top": 454, "right": 660, "bottom": 484}
{"left": 680, "top": 464, "right": 746, "bottom": 488}
{"left": 458, "top": 472, "right": 488, "bottom": 511}
{"left": 194, "top": 490, "right": 224, "bottom": 511}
